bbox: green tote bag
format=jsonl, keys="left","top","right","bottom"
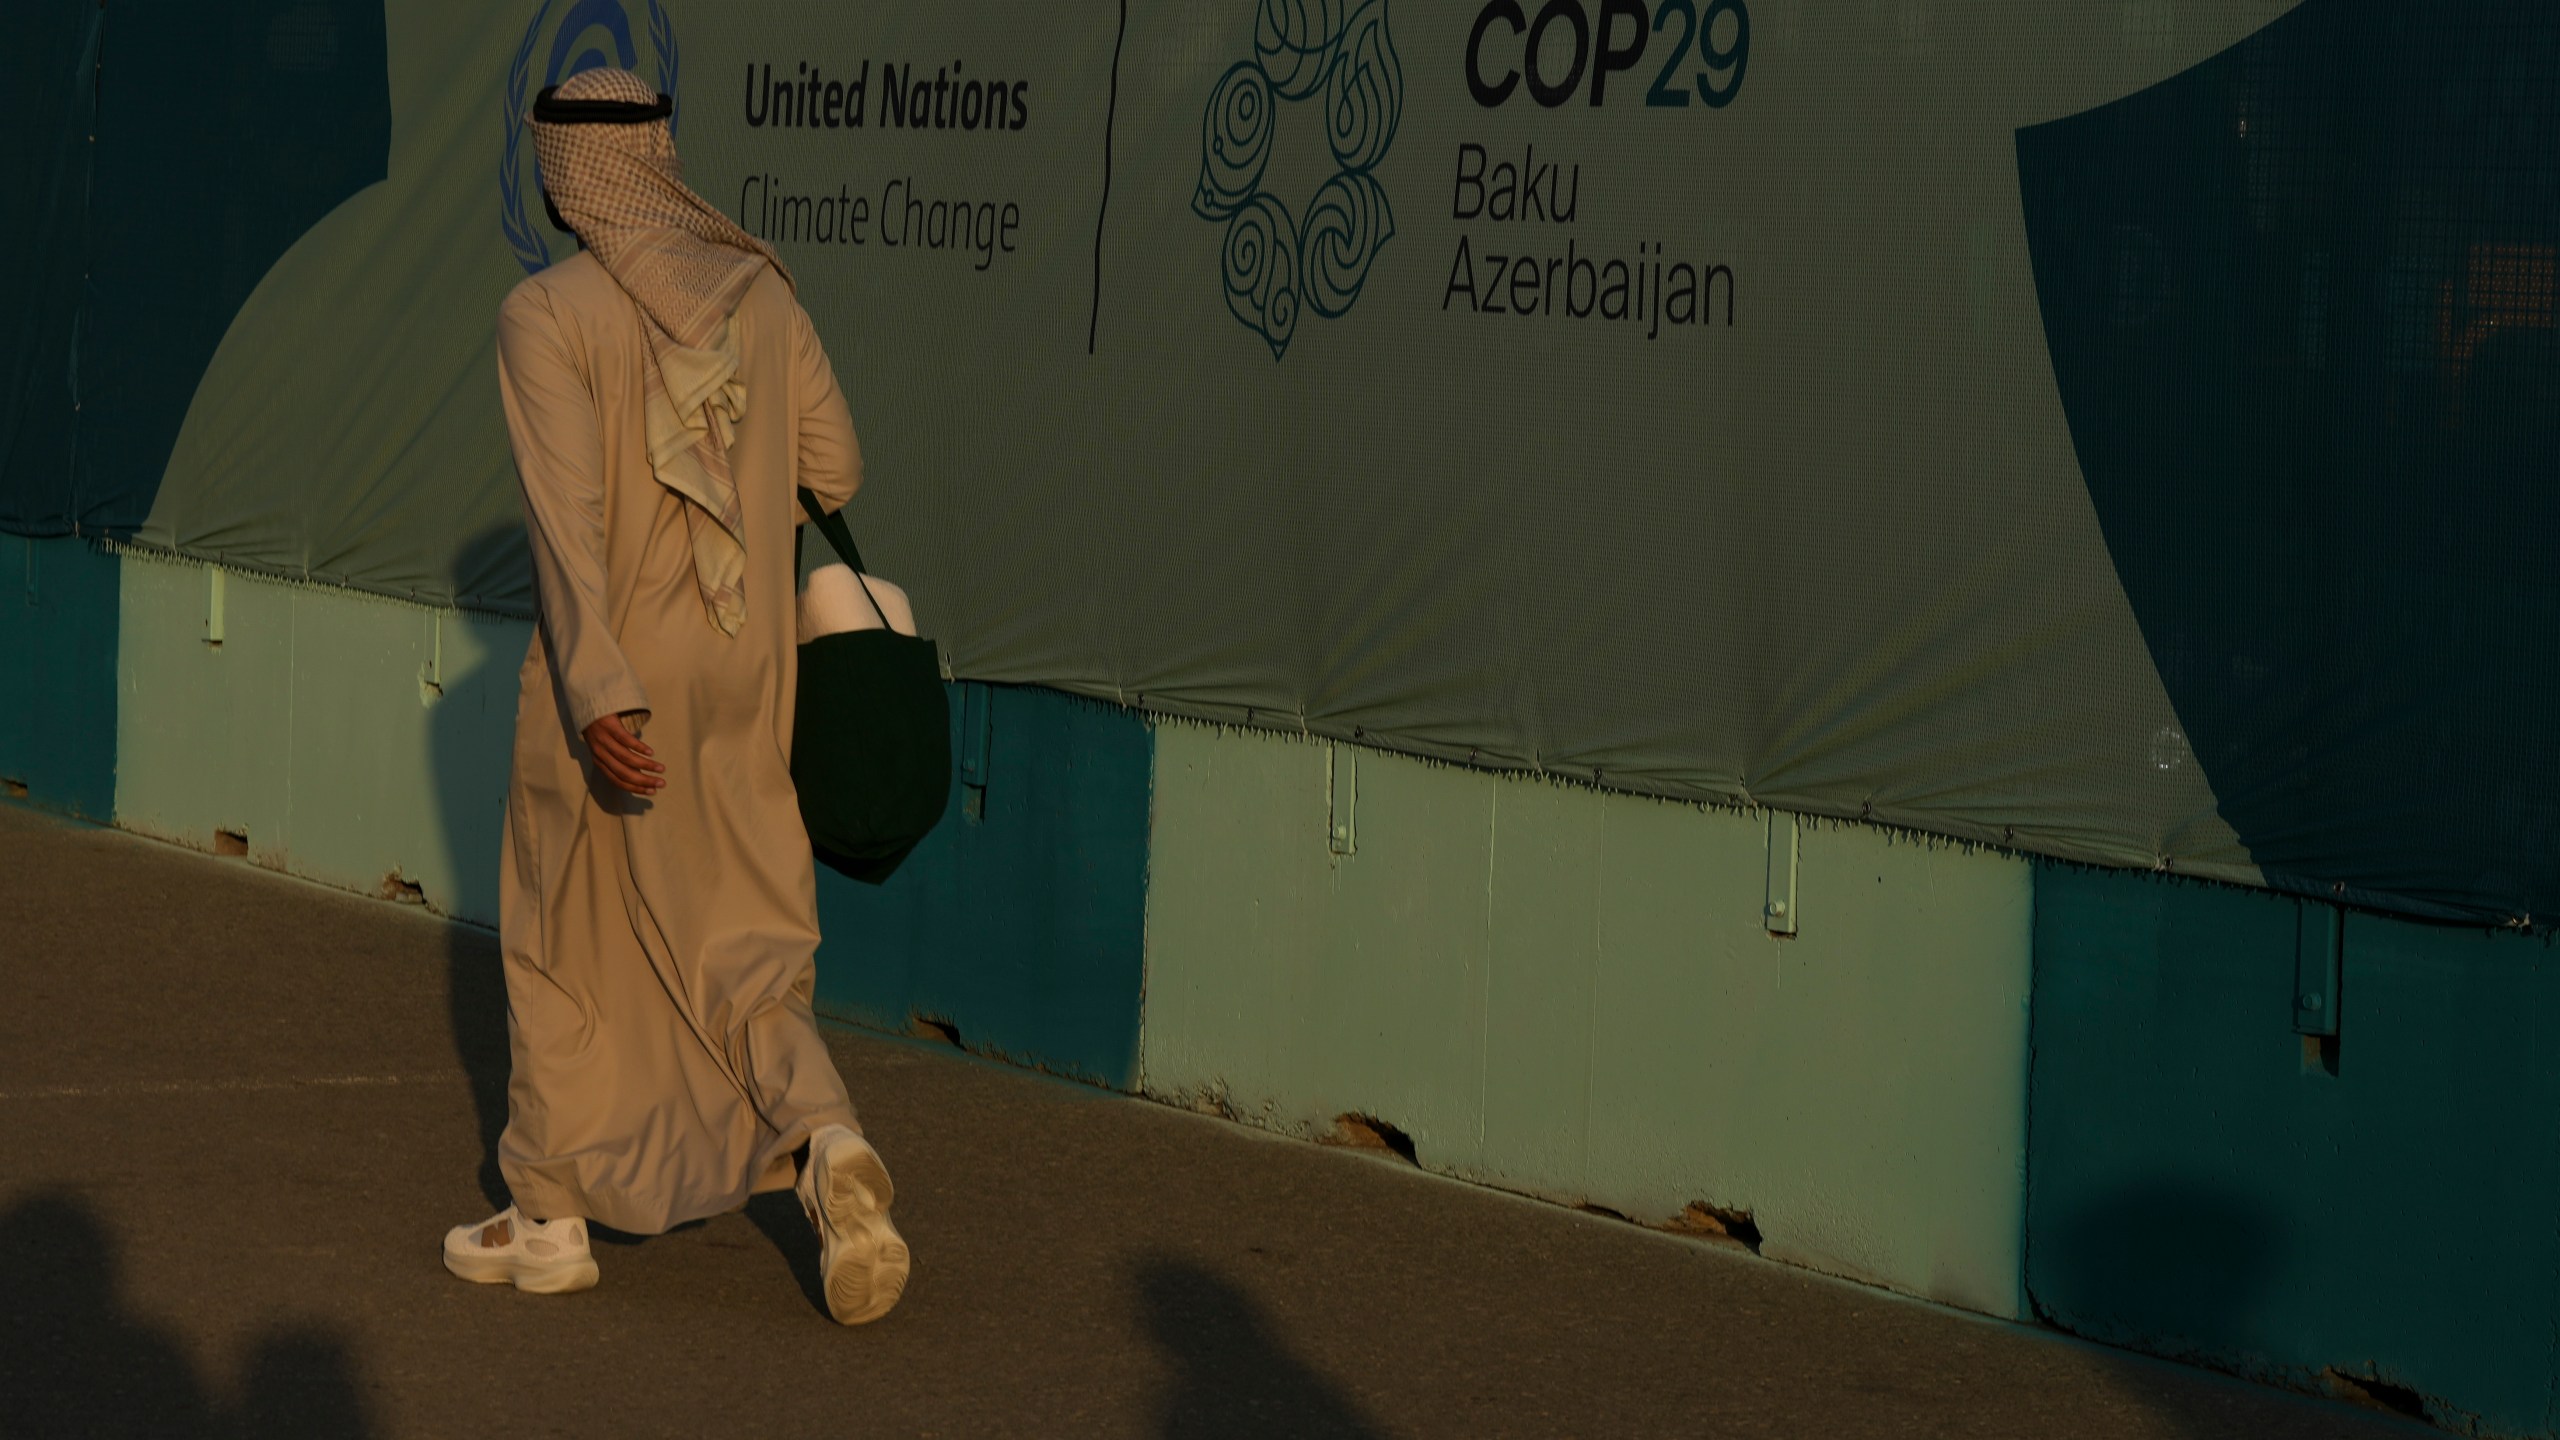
{"left": 791, "top": 487, "right": 952, "bottom": 883}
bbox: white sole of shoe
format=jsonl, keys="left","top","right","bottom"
{"left": 811, "top": 1136, "right": 909, "bottom": 1325}
{"left": 443, "top": 1242, "right": 600, "bottom": 1295}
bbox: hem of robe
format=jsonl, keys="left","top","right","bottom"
{"left": 502, "top": 1102, "right": 861, "bottom": 1236}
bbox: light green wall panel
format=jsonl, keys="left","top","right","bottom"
{"left": 1139, "top": 729, "right": 1496, "bottom": 1170}
{"left": 117, "top": 552, "right": 296, "bottom": 863}
{"left": 1579, "top": 811, "right": 2035, "bottom": 1319}
{"left": 116, "top": 551, "right": 523, "bottom": 926}
{"left": 1480, "top": 780, "right": 1605, "bottom": 1196}
{"left": 1142, "top": 723, "right": 2033, "bottom": 1319}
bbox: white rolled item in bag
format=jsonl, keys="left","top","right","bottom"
{"left": 797, "top": 562, "right": 917, "bottom": 645}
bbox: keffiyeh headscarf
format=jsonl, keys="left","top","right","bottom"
{"left": 530, "top": 67, "right": 792, "bottom": 637}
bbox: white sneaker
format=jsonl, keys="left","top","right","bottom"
{"left": 797, "top": 1125, "right": 909, "bottom": 1324}
{"left": 442, "top": 1205, "right": 599, "bottom": 1294}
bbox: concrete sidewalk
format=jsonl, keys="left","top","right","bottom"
{"left": 0, "top": 803, "right": 2428, "bottom": 1440}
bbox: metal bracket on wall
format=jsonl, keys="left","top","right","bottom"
{"left": 959, "top": 681, "right": 994, "bottom": 823}
{"left": 417, "top": 611, "right": 443, "bottom": 703}
{"left": 1328, "top": 743, "right": 1357, "bottom": 856}
{"left": 2294, "top": 898, "right": 2342, "bottom": 1037}
{"left": 1765, "top": 812, "right": 1799, "bottom": 936}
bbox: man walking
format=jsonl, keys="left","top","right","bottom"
{"left": 443, "top": 66, "right": 907, "bottom": 1326}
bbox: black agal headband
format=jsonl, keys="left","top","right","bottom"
{"left": 531, "top": 85, "right": 674, "bottom": 124}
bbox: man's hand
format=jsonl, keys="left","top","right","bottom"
{"left": 583, "top": 711, "right": 664, "bottom": 795}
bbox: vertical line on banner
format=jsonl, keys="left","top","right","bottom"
{"left": 66, "top": 2, "right": 107, "bottom": 525}
{"left": 1088, "top": 0, "right": 1129, "bottom": 355}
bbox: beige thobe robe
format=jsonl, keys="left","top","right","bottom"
{"left": 493, "top": 252, "right": 862, "bottom": 1235}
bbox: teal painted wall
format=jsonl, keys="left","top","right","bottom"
{"left": 0, "top": 537, "right": 118, "bottom": 819}
{"left": 812, "top": 683, "right": 1152, "bottom": 1091}
{"left": 1141, "top": 724, "right": 2036, "bottom": 1319}
{"left": 2028, "top": 862, "right": 2560, "bottom": 1436}
{"left": 85, "top": 546, "right": 2560, "bottom": 1427}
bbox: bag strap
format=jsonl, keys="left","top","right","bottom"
{"left": 797, "top": 486, "right": 892, "bottom": 631}
{"left": 798, "top": 486, "right": 866, "bottom": 570}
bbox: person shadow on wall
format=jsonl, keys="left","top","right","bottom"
{"left": 2035, "top": 1178, "right": 2422, "bottom": 1438}
{"left": 1134, "top": 1254, "right": 1388, "bottom": 1440}
{"left": 0, "top": 1189, "right": 374, "bottom": 1439}
{"left": 430, "top": 526, "right": 534, "bottom": 1211}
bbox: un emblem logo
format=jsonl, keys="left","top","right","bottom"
{"left": 1192, "top": 0, "right": 1403, "bottom": 360}
{"left": 500, "top": 0, "right": 681, "bottom": 275}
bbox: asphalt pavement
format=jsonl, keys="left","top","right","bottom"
{"left": 0, "top": 802, "right": 2433, "bottom": 1439}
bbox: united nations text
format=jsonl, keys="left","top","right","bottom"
{"left": 744, "top": 60, "right": 1029, "bottom": 132}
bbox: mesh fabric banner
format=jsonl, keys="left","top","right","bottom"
{"left": 13, "top": 0, "right": 2557, "bottom": 923}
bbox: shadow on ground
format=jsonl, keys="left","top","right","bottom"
{"left": 444, "top": 920, "right": 513, "bottom": 1213}
{"left": 1136, "top": 1253, "right": 1388, "bottom": 1439}
{"left": 0, "top": 1189, "right": 374, "bottom": 1439}
{"left": 743, "top": 1189, "right": 832, "bottom": 1319}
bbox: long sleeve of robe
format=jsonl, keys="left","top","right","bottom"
{"left": 492, "top": 253, "right": 865, "bottom": 1234}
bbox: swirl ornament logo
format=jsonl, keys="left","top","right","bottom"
{"left": 1192, "top": 0, "right": 1403, "bottom": 360}
{"left": 500, "top": 0, "right": 681, "bottom": 275}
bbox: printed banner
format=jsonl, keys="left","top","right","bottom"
{"left": 13, "top": 0, "right": 2560, "bottom": 923}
